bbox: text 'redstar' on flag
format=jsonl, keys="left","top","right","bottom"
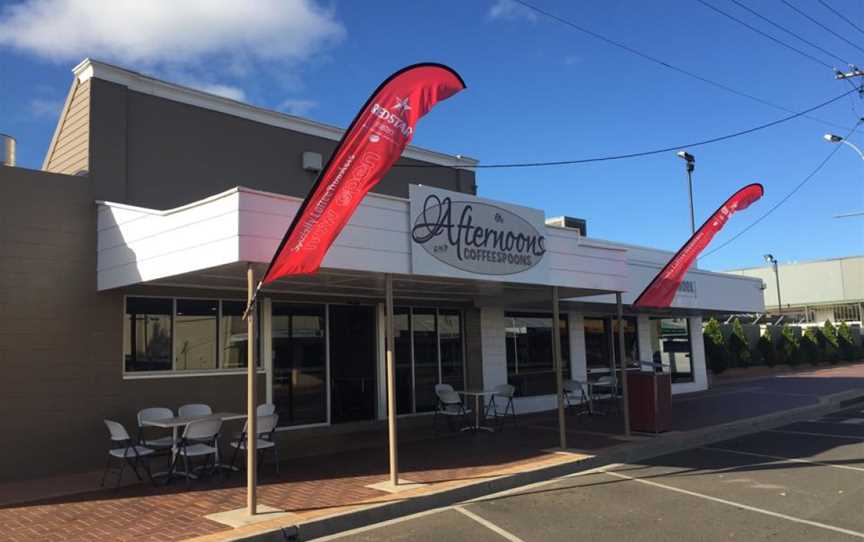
{"left": 261, "top": 63, "right": 466, "bottom": 285}
{"left": 633, "top": 183, "right": 765, "bottom": 309}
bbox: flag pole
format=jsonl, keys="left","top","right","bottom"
{"left": 552, "top": 286, "right": 566, "bottom": 450}
{"left": 245, "top": 264, "right": 258, "bottom": 515}
{"left": 385, "top": 274, "right": 399, "bottom": 486}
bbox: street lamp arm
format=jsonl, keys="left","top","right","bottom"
{"left": 841, "top": 140, "right": 864, "bottom": 161}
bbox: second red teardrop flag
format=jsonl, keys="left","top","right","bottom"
{"left": 261, "top": 63, "right": 466, "bottom": 285}
{"left": 633, "top": 183, "right": 765, "bottom": 309}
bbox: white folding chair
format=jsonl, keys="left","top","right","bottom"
{"left": 102, "top": 420, "right": 155, "bottom": 487}
{"left": 562, "top": 379, "right": 591, "bottom": 415}
{"left": 256, "top": 404, "right": 276, "bottom": 416}
{"left": 485, "top": 384, "right": 517, "bottom": 429}
{"left": 434, "top": 386, "right": 471, "bottom": 433}
{"left": 136, "top": 407, "right": 175, "bottom": 450}
{"left": 229, "top": 414, "right": 280, "bottom": 474}
{"left": 589, "top": 375, "right": 619, "bottom": 415}
{"left": 178, "top": 403, "right": 212, "bottom": 418}
{"left": 169, "top": 418, "right": 222, "bottom": 483}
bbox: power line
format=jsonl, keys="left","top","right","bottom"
{"left": 702, "top": 119, "right": 862, "bottom": 259}
{"left": 727, "top": 0, "right": 851, "bottom": 67}
{"left": 396, "top": 88, "right": 858, "bottom": 169}
{"left": 817, "top": 0, "right": 864, "bottom": 38}
{"left": 697, "top": 0, "right": 836, "bottom": 69}
{"left": 510, "top": 0, "right": 852, "bottom": 132}
{"left": 780, "top": 0, "right": 864, "bottom": 56}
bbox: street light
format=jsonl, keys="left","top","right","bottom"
{"left": 823, "top": 134, "right": 864, "bottom": 219}
{"left": 676, "top": 151, "right": 696, "bottom": 234}
{"left": 763, "top": 254, "right": 782, "bottom": 318}
{"left": 823, "top": 133, "right": 864, "bottom": 160}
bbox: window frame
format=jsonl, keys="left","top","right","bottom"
{"left": 505, "top": 311, "right": 571, "bottom": 397}
{"left": 122, "top": 294, "right": 265, "bottom": 380}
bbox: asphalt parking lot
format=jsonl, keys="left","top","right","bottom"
{"left": 314, "top": 405, "right": 864, "bottom": 541}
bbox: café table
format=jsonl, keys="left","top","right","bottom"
{"left": 457, "top": 389, "right": 497, "bottom": 432}
{"left": 142, "top": 411, "right": 246, "bottom": 478}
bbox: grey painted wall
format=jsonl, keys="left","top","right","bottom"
{"left": 89, "top": 79, "right": 476, "bottom": 209}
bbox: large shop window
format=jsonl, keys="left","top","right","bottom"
{"left": 584, "top": 316, "right": 639, "bottom": 373}
{"left": 272, "top": 303, "right": 327, "bottom": 426}
{"left": 505, "top": 312, "right": 570, "bottom": 396}
{"left": 124, "top": 296, "right": 259, "bottom": 374}
{"left": 394, "top": 307, "right": 465, "bottom": 414}
{"left": 650, "top": 318, "right": 693, "bottom": 383}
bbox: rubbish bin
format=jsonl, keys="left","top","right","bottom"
{"left": 627, "top": 365, "right": 671, "bottom": 433}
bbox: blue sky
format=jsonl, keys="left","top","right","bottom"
{"left": 1, "top": 0, "right": 862, "bottom": 271}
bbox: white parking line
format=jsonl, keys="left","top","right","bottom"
{"left": 703, "top": 446, "right": 864, "bottom": 473}
{"left": 308, "top": 508, "right": 448, "bottom": 541}
{"left": 769, "top": 429, "right": 864, "bottom": 440}
{"left": 603, "top": 470, "right": 864, "bottom": 539}
{"left": 454, "top": 506, "right": 525, "bottom": 542}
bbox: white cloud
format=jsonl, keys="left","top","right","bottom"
{"left": 0, "top": 0, "right": 345, "bottom": 65}
{"left": 28, "top": 97, "right": 64, "bottom": 118}
{"left": 488, "top": 0, "right": 537, "bottom": 22}
{"left": 190, "top": 83, "right": 246, "bottom": 102}
{"left": 278, "top": 98, "right": 317, "bottom": 116}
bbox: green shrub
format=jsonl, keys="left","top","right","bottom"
{"left": 782, "top": 325, "right": 801, "bottom": 366}
{"left": 703, "top": 318, "right": 729, "bottom": 374}
{"left": 728, "top": 318, "right": 751, "bottom": 367}
{"left": 837, "top": 322, "right": 856, "bottom": 362}
{"left": 801, "top": 328, "right": 821, "bottom": 365}
{"left": 823, "top": 321, "right": 840, "bottom": 364}
{"left": 758, "top": 334, "right": 775, "bottom": 367}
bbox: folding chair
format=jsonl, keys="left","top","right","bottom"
{"left": 485, "top": 384, "right": 517, "bottom": 429}
{"left": 434, "top": 385, "right": 471, "bottom": 433}
{"left": 562, "top": 379, "right": 591, "bottom": 415}
{"left": 178, "top": 403, "right": 212, "bottom": 418}
{"left": 101, "top": 420, "right": 155, "bottom": 488}
{"left": 136, "top": 407, "right": 175, "bottom": 452}
{"left": 229, "top": 414, "right": 280, "bottom": 474}
{"left": 169, "top": 418, "right": 222, "bottom": 484}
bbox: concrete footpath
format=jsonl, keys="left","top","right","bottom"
{"left": 202, "top": 363, "right": 864, "bottom": 542}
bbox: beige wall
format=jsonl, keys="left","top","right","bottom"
{"left": 43, "top": 79, "right": 90, "bottom": 175}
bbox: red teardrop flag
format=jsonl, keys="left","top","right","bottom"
{"left": 261, "top": 63, "right": 466, "bottom": 284}
{"left": 633, "top": 183, "right": 764, "bottom": 309}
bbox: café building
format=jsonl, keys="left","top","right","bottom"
{"left": 0, "top": 59, "right": 764, "bottom": 481}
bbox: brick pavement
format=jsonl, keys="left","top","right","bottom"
{"left": 1, "top": 361, "right": 862, "bottom": 542}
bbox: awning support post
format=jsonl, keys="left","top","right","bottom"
{"left": 385, "top": 274, "right": 399, "bottom": 485}
{"left": 245, "top": 263, "right": 258, "bottom": 515}
{"left": 616, "top": 292, "right": 631, "bottom": 437}
{"left": 552, "top": 286, "right": 567, "bottom": 450}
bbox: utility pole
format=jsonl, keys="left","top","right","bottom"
{"left": 676, "top": 151, "right": 696, "bottom": 234}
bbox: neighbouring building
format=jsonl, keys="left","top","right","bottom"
{"left": 726, "top": 256, "right": 863, "bottom": 324}
{"left": 0, "top": 59, "right": 764, "bottom": 482}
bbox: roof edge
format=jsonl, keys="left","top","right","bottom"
{"left": 73, "top": 58, "right": 479, "bottom": 171}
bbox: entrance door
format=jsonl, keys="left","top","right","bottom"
{"left": 329, "top": 305, "right": 377, "bottom": 423}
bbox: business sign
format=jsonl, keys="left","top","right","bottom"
{"left": 409, "top": 185, "right": 550, "bottom": 282}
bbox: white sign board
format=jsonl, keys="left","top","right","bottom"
{"left": 409, "top": 185, "right": 550, "bottom": 284}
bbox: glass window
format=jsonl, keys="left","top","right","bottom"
{"left": 584, "top": 317, "right": 611, "bottom": 370}
{"left": 175, "top": 299, "right": 218, "bottom": 370}
{"left": 272, "top": 303, "right": 327, "bottom": 426}
{"left": 221, "top": 301, "right": 251, "bottom": 369}
{"left": 394, "top": 307, "right": 413, "bottom": 415}
{"left": 612, "top": 317, "right": 640, "bottom": 367}
{"left": 124, "top": 297, "right": 172, "bottom": 372}
{"left": 413, "top": 309, "right": 438, "bottom": 413}
{"left": 439, "top": 310, "right": 464, "bottom": 392}
{"left": 650, "top": 318, "right": 693, "bottom": 383}
{"left": 506, "top": 312, "right": 570, "bottom": 396}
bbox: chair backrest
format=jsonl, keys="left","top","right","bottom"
{"left": 436, "top": 388, "right": 462, "bottom": 406}
{"left": 493, "top": 384, "right": 515, "bottom": 398}
{"left": 137, "top": 407, "right": 174, "bottom": 427}
{"left": 241, "top": 414, "right": 280, "bottom": 435}
{"left": 179, "top": 403, "right": 212, "bottom": 418}
{"left": 256, "top": 404, "right": 276, "bottom": 416}
{"left": 183, "top": 418, "right": 222, "bottom": 441}
{"left": 562, "top": 379, "right": 583, "bottom": 393}
{"left": 434, "top": 384, "right": 454, "bottom": 395}
{"left": 104, "top": 419, "right": 131, "bottom": 441}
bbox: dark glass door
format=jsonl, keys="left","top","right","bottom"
{"left": 329, "top": 305, "right": 377, "bottom": 423}
{"left": 272, "top": 303, "right": 327, "bottom": 426}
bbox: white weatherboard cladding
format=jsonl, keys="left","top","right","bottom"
{"left": 97, "top": 186, "right": 630, "bottom": 292}
{"left": 409, "top": 185, "right": 550, "bottom": 284}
